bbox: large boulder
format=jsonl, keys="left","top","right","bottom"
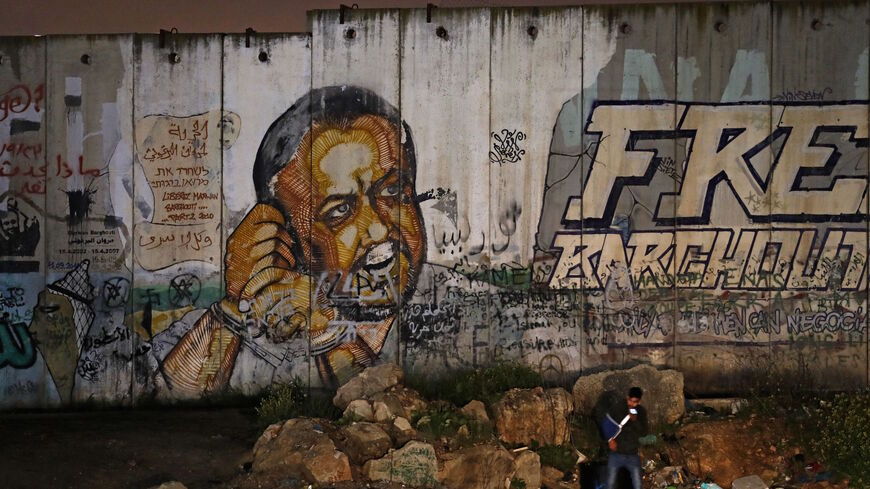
{"left": 337, "top": 422, "right": 393, "bottom": 464}
{"left": 491, "top": 387, "right": 574, "bottom": 446}
{"left": 438, "top": 444, "right": 516, "bottom": 489}
{"left": 572, "top": 364, "right": 684, "bottom": 426}
{"left": 333, "top": 363, "right": 404, "bottom": 410}
{"left": 251, "top": 418, "right": 352, "bottom": 484}
{"left": 363, "top": 441, "right": 439, "bottom": 487}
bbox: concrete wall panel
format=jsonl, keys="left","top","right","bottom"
{"left": 131, "top": 35, "right": 224, "bottom": 400}
{"left": 770, "top": 0, "right": 869, "bottom": 389}
{"left": 311, "top": 9, "right": 404, "bottom": 387}
{"left": 45, "top": 35, "right": 134, "bottom": 405}
{"left": 400, "top": 8, "right": 493, "bottom": 377}
{"left": 221, "top": 33, "right": 312, "bottom": 394}
{"left": 490, "top": 7, "right": 584, "bottom": 382}
{"left": 577, "top": 4, "right": 678, "bottom": 372}
{"left": 0, "top": 38, "right": 48, "bottom": 408}
{"left": 674, "top": 2, "right": 772, "bottom": 394}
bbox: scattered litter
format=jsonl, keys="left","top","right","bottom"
{"left": 639, "top": 434, "right": 658, "bottom": 445}
{"left": 731, "top": 475, "right": 768, "bottom": 489}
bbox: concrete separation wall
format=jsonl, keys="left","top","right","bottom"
{"left": 0, "top": 1, "right": 868, "bottom": 409}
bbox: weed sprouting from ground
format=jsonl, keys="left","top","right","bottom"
{"left": 255, "top": 379, "right": 341, "bottom": 426}
{"left": 406, "top": 362, "right": 543, "bottom": 406}
{"left": 411, "top": 404, "right": 493, "bottom": 445}
{"left": 535, "top": 444, "right": 577, "bottom": 474}
{"left": 804, "top": 391, "right": 870, "bottom": 488}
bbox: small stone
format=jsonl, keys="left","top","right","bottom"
{"left": 339, "top": 422, "right": 392, "bottom": 464}
{"left": 343, "top": 399, "right": 374, "bottom": 421}
{"left": 390, "top": 416, "right": 417, "bottom": 446}
{"left": 457, "top": 425, "right": 470, "bottom": 439}
{"left": 394, "top": 416, "right": 413, "bottom": 433}
{"left": 373, "top": 400, "right": 394, "bottom": 422}
{"left": 460, "top": 400, "right": 490, "bottom": 423}
{"left": 513, "top": 451, "right": 542, "bottom": 489}
{"left": 148, "top": 483, "right": 187, "bottom": 489}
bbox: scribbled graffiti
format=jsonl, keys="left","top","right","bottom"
{"left": 489, "top": 128, "right": 526, "bottom": 165}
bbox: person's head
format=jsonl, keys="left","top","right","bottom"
{"left": 627, "top": 386, "right": 643, "bottom": 408}
{"left": 253, "top": 86, "right": 426, "bottom": 304}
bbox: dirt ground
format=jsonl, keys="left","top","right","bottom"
{"left": 0, "top": 408, "right": 848, "bottom": 489}
{"left": 0, "top": 408, "right": 260, "bottom": 489}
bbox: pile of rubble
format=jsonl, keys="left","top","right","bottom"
{"left": 245, "top": 363, "right": 577, "bottom": 488}
{"left": 181, "top": 363, "right": 846, "bottom": 489}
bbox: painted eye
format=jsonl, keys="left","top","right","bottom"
{"left": 381, "top": 184, "right": 400, "bottom": 197}
{"left": 327, "top": 202, "right": 351, "bottom": 220}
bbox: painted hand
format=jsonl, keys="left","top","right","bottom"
{"left": 223, "top": 203, "right": 334, "bottom": 342}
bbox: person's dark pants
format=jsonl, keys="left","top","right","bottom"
{"left": 606, "top": 453, "right": 642, "bottom": 489}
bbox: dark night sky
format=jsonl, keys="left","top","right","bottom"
{"left": 5, "top": 0, "right": 761, "bottom": 36}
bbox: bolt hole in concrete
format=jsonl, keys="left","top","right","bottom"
{"left": 436, "top": 25, "right": 448, "bottom": 39}
{"left": 80, "top": 54, "right": 91, "bottom": 65}
{"left": 168, "top": 52, "right": 181, "bottom": 64}
{"left": 258, "top": 51, "right": 269, "bottom": 62}
{"left": 527, "top": 25, "right": 538, "bottom": 39}
{"left": 620, "top": 22, "right": 632, "bottom": 35}
{"left": 812, "top": 19, "right": 824, "bottom": 30}
{"left": 345, "top": 28, "right": 356, "bottom": 40}
{"left": 715, "top": 21, "right": 728, "bottom": 33}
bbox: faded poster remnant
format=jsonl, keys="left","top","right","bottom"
{"left": 134, "top": 110, "right": 239, "bottom": 270}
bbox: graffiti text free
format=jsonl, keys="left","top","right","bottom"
{"left": 566, "top": 102, "right": 868, "bottom": 226}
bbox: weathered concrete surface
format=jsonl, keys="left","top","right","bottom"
{"left": 1, "top": 3, "right": 869, "bottom": 410}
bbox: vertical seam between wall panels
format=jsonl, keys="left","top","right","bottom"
{"left": 768, "top": 0, "right": 774, "bottom": 365}
{"left": 129, "top": 36, "right": 137, "bottom": 407}
{"left": 671, "top": 6, "right": 685, "bottom": 368}
{"left": 865, "top": 0, "right": 870, "bottom": 388}
{"left": 488, "top": 8, "right": 493, "bottom": 369}
{"left": 130, "top": 35, "right": 138, "bottom": 407}
{"left": 579, "top": 5, "right": 585, "bottom": 376}
{"left": 308, "top": 27, "right": 314, "bottom": 393}
{"left": 219, "top": 35, "right": 226, "bottom": 397}
{"left": 397, "top": 10, "right": 404, "bottom": 371}
{"left": 42, "top": 37, "right": 49, "bottom": 408}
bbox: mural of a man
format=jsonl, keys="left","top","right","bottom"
{"left": 158, "top": 86, "right": 426, "bottom": 393}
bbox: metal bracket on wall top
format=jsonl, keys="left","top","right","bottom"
{"left": 158, "top": 27, "right": 178, "bottom": 49}
{"left": 427, "top": 3, "right": 437, "bottom": 23}
{"left": 339, "top": 4, "right": 358, "bottom": 25}
{"left": 245, "top": 27, "right": 255, "bottom": 48}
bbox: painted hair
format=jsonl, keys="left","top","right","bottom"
{"left": 628, "top": 386, "right": 643, "bottom": 399}
{"left": 252, "top": 85, "right": 416, "bottom": 207}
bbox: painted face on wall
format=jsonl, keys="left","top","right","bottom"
{"left": 274, "top": 114, "right": 425, "bottom": 304}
